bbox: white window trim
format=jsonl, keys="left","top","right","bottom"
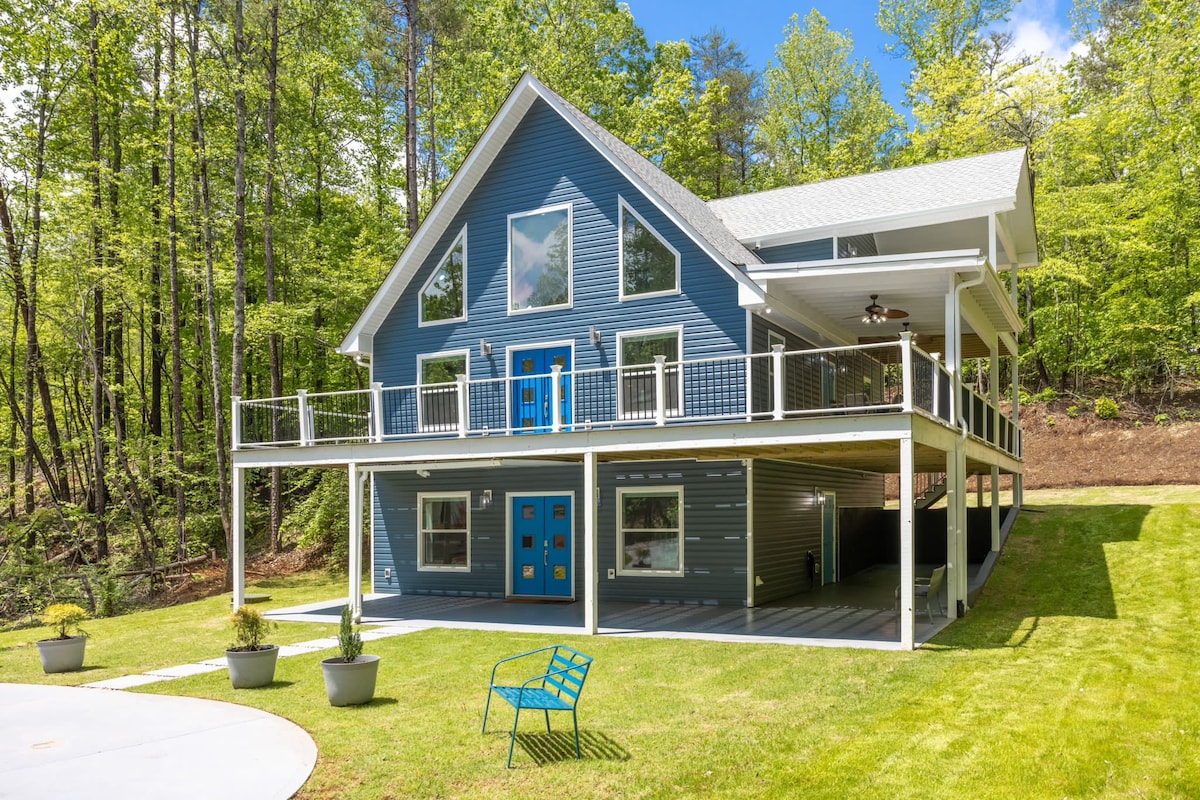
{"left": 418, "top": 226, "right": 468, "bottom": 327}
{"left": 417, "top": 349, "right": 469, "bottom": 432}
{"left": 616, "top": 326, "right": 684, "bottom": 420}
{"left": 616, "top": 486, "right": 684, "bottom": 577}
{"left": 618, "top": 195, "right": 681, "bottom": 301}
{"left": 417, "top": 491, "right": 471, "bottom": 572}
{"left": 507, "top": 203, "right": 573, "bottom": 315}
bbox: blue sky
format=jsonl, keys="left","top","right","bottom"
{"left": 625, "top": 0, "right": 1082, "bottom": 112}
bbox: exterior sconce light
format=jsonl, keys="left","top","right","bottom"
{"left": 481, "top": 489, "right": 493, "bottom": 511}
{"left": 590, "top": 326, "right": 602, "bottom": 345}
{"left": 480, "top": 338, "right": 492, "bottom": 357}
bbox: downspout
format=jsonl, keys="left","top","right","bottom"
{"left": 950, "top": 263, "right": 988, "bottom": 615}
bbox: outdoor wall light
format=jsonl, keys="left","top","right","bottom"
{"left": 590, "top": 326, "right": 602, "bottom": 345}
{"left": 416, "top": 469, "right": 430, "bottom": 478}
{"left": 481, "top": 489, "right": 493, "bottom": 510}
{"left": 480, "top": 338, "right": 493, "bottom": 357}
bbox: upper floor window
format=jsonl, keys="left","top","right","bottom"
{"left": 420, "top": 229, "right": 466, "bottom": 325}
{"left": 418, "top": 351, "right": 467, "bottom": 431}
{"left": 618, "top": 328, "right": 681, "bottom": 419}
{"left": 509, "top": 204, "right": 572, "bottom": 313}
{"left": 619, "top": 198, "right": 679, "bottom": 299}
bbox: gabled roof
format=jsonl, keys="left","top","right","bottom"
{"left": 708, "top": 148, "right": 1032, "bottom": 249}
{"left": 340, "top": 73, "right": 764, "bottom": 357}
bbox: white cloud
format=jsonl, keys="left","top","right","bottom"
{"left": 1004, "top": 1, "right": 1086, "bottom": 65}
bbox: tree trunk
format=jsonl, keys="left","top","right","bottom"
{"left": 231, "top": 0, "right": 247, "bottom": 401}
{"left": 265, "top": 0, "right": 283, "bottom": 553}
{"left": 89, "top": 4, "right": 108, "bottom": 560}
{"left": 405, "top": 0, "right": 419, "bottom": 235}
{"left": 168, "top": 5, "right": 187, "bottom": 558}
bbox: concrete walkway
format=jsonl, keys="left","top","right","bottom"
{"left": 2, "top": 622, "right": 429, "bottom": 800}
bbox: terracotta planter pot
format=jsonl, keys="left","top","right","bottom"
{"left": 37, "top": 635, "right": 87, "bottom": 673}
{"left": 225, "top": 645, "right": 279, "bottom": 688}
{"left": 321, "top": 655, "right": 380, "bottom": 706}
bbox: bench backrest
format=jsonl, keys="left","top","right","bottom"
{"left": 542, "top": 646, "right": 592, "bottom": 707}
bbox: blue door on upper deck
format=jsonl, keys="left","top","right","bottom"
{"left": 511, "top": 346, "right": 571, "bottom": 433}
{"left": 511, "top": 495, "right": 573, "bottom": 597}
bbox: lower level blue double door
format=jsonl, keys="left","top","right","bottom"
{"left": 511, "top": 495, "right": 573, "bottom": 598}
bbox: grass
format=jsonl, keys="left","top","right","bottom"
{"left": 5, "top": 486, "right": 1200, "bottom": 798}
{"left": 0, "top": 571, "right": 343, "bottom": 685}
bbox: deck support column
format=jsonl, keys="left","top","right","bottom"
{"left": 232, "top": 465, "right": 246, "bottom": 609}
{"left": 348, "top": 462, "right": 363, "bottom": 622}
{"left": 899, "top": 435, "right": 916, "bottom": 650}
{"left": 991, "top": 466, "right": 1001, "bottom": 551}
{"left": 583, "top": 451, "right": 599, "bottom": 634}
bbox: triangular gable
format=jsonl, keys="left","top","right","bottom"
{"left": 339, "top": 73, "right": 764, "bottom": 357}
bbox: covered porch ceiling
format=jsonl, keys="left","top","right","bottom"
{"left": 745, "top": 250, "right": 1019, "bottom": 358}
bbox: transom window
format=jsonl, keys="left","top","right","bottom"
{"left": 509, "top": 204, "right": 572, "bottom": 313}
{"left": 618, "top": 329, "right": 681, "bottom": 419}
{"left": 420, "top": 229, "right": 466, "bottom": 325}
{"left": 619, "top": 199, "right": 679, "bottom": 299}
{"left": 617, "top": 488, "right": 683, "bottom": 576}
{"left": 418, "top": 493, "right": 470, "bottom": 570}
{"left": 418, "top": 352, "right": 467, "bottom": 431}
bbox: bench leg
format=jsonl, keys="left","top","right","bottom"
{"left": 482, "top": 688, "right": 493, "bottom": 734}
{"left": 507, "top": 706, "right": 520, "bottom": 768}
{"left": 544, "top": 708, "right": 551, "bottom": 733}
{"left": 572, "top": 708, "right": 581, "bottom": 759}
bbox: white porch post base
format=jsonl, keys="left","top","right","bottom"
{"left": 899, "top": 436, "right": 916, "bottom": 650}
{"left": 583, "top": 451, "right": 599, "bottom": 635}
{"left": 232, "top": 466, "right": 246, "bottom": 609}
{"left": 348, "top": 462, "right": 363, "bottom": 622}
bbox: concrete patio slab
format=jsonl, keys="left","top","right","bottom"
{"left": 0, "top": 683, "right": 315, "bottom": 800}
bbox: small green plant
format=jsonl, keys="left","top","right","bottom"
{"left": 229, "top": 605, "right": 275, "bottom": 652}
{"left": 1134, "top": 420, "right": 1143, "bottom": 429}
{"left": 1032, "top": 387, "right": 1059, "bottom": 403}
{"left": 1095, "top": 397, "right": 1119, "bottom": 420}
{"left": 1067, "top": 405, "right": 1080, "bottom": 419}
{"left": 336, "top": 605, "right": 364, "bottom": 663}
{"left": 41, "top": 603, "right": 89, "bottom": 639}
{"left": 1155, "top": 413, "right": 1170, "bottom": 427}
{"left": 1045, "top": 415, "right": 1056, "bottom": 427}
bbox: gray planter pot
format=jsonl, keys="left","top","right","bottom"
{"left": 37, "top": 635, "right": 87, "bottom": 673}
{"left": 321, "top": 654, "right": 380, "bottom": 706}
{"left": 225, "top": 645, "right": 279, "bottom": 688}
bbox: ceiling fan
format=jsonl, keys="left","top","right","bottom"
{"left": 852, "top": 294, "right": 909, "bottom": 325}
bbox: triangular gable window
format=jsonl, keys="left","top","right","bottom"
{"left": 420, "top": 229, "right": 466, "bottom": 325}
{"left": 619, "top": 198, "right": 680, "bottom": 300}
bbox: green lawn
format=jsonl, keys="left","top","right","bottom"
{"left": 5, "top": 486, "right": 1199, "bottom": 798}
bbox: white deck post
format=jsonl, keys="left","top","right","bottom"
{"left": 899, "top": 332, "right": 914, "bottom": 413}
{"left": 456, "top": 375, "right": 469, "bottom": 438}
{"left": 550, "top": 364, "right": 563, "bottom": 433}
{"left": 232, "top": 465, "right": 246, "bottom": 609}
{"left": 583, "top": 451, "right": 599, "bottom": 635}
{"left": 297, "top": 389, "right": 311, "bottom": 446}
{"left": 231, "top": 395, "right": 242, "bottom": 450}
{"left": 991, "top": 465, "right": 1001, "bottom": 551}
{"left": 348, "top": 462, "right": 363, "bottom": 622}
{"left": 653, "top": 355, "right": 667, "bottom": 427}
{"left": 370, "top": 382, "right": 384, "bottom": 443}
{"left": 771, "top": 345, "right": 784, "bottom": 420}
{"left": 899, "top": 436, "right": 915, "bottom": 650}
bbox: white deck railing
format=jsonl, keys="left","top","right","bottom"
{"left": 232, "top": 340, "right": 1022, "bottom": 460}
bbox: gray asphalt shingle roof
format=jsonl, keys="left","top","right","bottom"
{"left": 707, "top": 148, "right": 1029, "bottom": 243}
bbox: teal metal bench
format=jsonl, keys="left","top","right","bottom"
{"left": 482, "top": 644, "right": 593, "bottom": 767}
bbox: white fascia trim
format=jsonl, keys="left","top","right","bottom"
{"left": 532, "top": 87, "right": 765, "bottom": 304}
{"left": 744, "top": 250, "right": 985, "bottom": 282}
{"left": 340, "top": 75, "right": 544, "bottom": 357}
{"left": 741, "top": 198, "right": 1017, "bottom": 251}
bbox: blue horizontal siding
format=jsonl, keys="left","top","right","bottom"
{"left": 757, "top": 239, "right": 832, "bottom": 263}
{"left": 372, "top": 99, "right": 747, "bottom": 394}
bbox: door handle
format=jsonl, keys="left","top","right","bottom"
{"left": 544, "top": 549, "right": 548, "bottom": 566}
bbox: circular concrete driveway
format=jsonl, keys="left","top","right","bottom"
{"left": 0, "top": 683, "right": 316, "bottom": 799}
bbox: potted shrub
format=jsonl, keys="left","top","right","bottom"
{"left": 320, "top": 606, "right": 380, "bottom": 706}
{"left": 36, "top": 603, "right": 89, "bottom": 673}
{"left": 225, "top": 605, "right": 279, "bottom": 688}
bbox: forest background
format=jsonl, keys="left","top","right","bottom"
{"left": 1, "top": 0, "right": 1196, "bottom": 618}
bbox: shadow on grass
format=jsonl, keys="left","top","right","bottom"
{"left": 935, "top": 502, "right": 1149, "bottom": 650}
{"left": 506, "top": 729, "right": 630, "bottom": 767}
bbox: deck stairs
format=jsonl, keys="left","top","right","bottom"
{"left": 915, "top": 472, "right": 948, "bottom": 509}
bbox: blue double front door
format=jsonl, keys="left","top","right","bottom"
{"left": 511, "top": 346, "right": 571, "bottom": 433}
{"left": 511, "top": 495, "right": 573, "bottom": 598}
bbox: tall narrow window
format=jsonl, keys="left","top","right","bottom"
{"left": 420, "top": 230, "right": 466, "bottom": 325}
{"left": 418, "top": 493, "right": 470, "bottom": 570}
{"left": 620, "top": 199, "right": 679, "bottom": 299}
{"left": 419, "top": 352, "right": 467, "bottom": 431}
{"left": 618, "top": 329, "right": 681, "bottom": 419}
{"left": 509, "top": 205, "right": 571, "bottom": 313}
{"left": 617, "top": 488, "right": 683, "bottom": 576}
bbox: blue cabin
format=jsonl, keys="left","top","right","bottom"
{"left": 232, "top": 73, "right": 1038, "bottom": 649}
